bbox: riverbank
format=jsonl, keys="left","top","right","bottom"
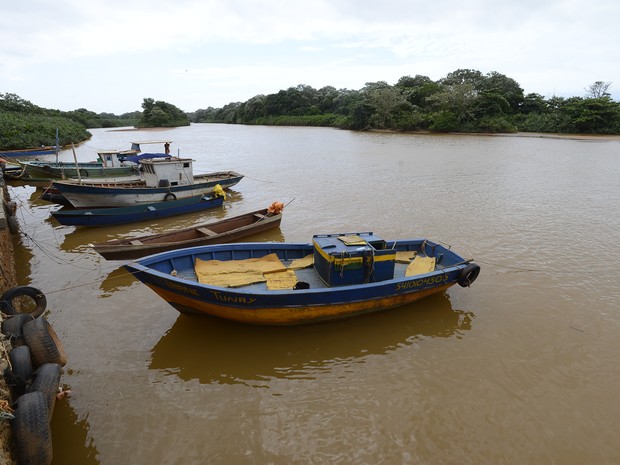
{"left": 368, "top": 128, "right": 620, "bottom": 141}
{"left": 0, "top": 175, "right": 18, "bottom": 464}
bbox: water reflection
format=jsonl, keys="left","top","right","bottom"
{"left": 149, "top": 293, "right": 474, "bottom": 385}
{"left": 51, "top": 398, "right": 99, "bottom": 465}
{"left": 99, "top": 266, "right": 138, "bottom": 296}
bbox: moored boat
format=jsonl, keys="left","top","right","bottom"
{"left": 92, "top": 205, "right": 284, "bottom": 259}
{"left": 0, "top": 146, "right": 57, "bottom": 158}
{"left": 8, "top": 140, "right": 174, "bottom": 185}
{"left": 124, "top": 232, "right": 480, "bottom": 325}
{"left": 51, "top": 193, "right": 224, "bottom": 227}
{"left": 52, "top": 157, "right": 244, "bottom": 207}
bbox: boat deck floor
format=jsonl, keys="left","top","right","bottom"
{"left": 179, "top": 259, "right": 448, "bottom": 291}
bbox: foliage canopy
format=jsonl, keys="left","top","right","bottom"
{"left": 190, "top": 70, "right": 620, "bottom": 135}
{"left": 2, "top": 68, "right": 619, "bottom": 151}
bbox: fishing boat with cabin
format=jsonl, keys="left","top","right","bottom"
{"left": 7, "top": 140, "right": 173, "bottom": 185}
{"left": 124, "top": 232, "right": 481, "bottom": 325}
{"left": 52, "top": 156, "right": 244, "bottom": 208}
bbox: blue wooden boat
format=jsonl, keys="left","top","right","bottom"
{"left": 0, "top": 146, "right": 57, "bottom": 158}
{"left": 124, "top": 232, "right": 480, "bottom": 325}
{"left": 51, "top": 194, "right": 224, "bottom": 226}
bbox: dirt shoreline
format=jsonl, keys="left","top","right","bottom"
{"left": 1, "top": 179, "right": 19, "bottom": 465}
{"left": 367, "top": 129, "right": 620, "bottom": 141}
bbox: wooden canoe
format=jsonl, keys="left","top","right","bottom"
{"left": 92, "top": 208, "right": 283, "bottom": 260}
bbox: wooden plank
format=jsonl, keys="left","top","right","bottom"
{"left": 196, "top": 227, "right": 217, "bottom": 236}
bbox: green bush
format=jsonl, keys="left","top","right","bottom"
{"left": 0, "top": 113, "right": 90, "bottom": 149}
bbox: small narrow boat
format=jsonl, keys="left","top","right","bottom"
{"left": 0, "top": 146, "right": 57, "bottom": 158}
{"left": 51, "top": 194, "right": 224, "bottom": 227}
{"left": 92, "top": 206, "right": 283, "bottom": 260}
{"left": 124, "top": 232, "right": 481, "bottom": 325}
{"left": 53, "top": 157, "right": 243, "bottom": 207}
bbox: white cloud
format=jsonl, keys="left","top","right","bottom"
{"left": 1, "top": 0, "right": 618, "bottom": 112}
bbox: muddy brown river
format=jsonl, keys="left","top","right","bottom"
{"left": 8, "top": 125, "right": 620, "bottom": 465}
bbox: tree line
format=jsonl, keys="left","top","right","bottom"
{"left": 0, "top": 94, "right": 188, "bottom": 150}
{"left": 2, "top": 69, "right": 619, "bottom": 150}
{"left": 190, "top": 70, "right": 620, "bottom": 134}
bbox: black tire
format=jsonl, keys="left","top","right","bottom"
{"left": 9, "top": 345, "right": 33, "bottom": 395}
{"left": 164, "top": 192, "right": 177, "bottom": 201}
{"left": 457, "top": 263, "right": 481, "bottom": 287}
{"left": 28, "top": 363, "right": 62, "bottom": 420}
{"left": 8, "top": 215, "right": 19, "bottom": 234}
{"left": 12, "top": 391, "right": 53, "bottom": 465}
{"left": 0, "top": 286, "right": 47, "bottom": 318}
{"left": 0, "top": 298, "right": 17, "bottom": 315}
{"left": 22, "top": 317, "right": 67, "bottom": 367}
{"left": 2, "top": 313, "right": 35, "bottom": 343}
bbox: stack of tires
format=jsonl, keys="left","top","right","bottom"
{"left": 1, "top": 286, "right": 67, "bottom": 465}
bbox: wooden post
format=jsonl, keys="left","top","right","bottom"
{"left": 71, "top": 143, "right": 82, "bottom": 184}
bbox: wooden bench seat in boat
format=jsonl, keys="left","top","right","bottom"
{"left": 196, "top": 227, "right": 217, "bottom": 236}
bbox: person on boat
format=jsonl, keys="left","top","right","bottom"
{"left": 164, "top": 142, "right": 170, "bottom": 155}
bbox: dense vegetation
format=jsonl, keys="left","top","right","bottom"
{"left": 0, "top": 93, "right": 143, "bottom": 150}
{"left": 2, "top": 69, "right": 619, "bottom": 151}
{"left": 0, "top": 94, "right": 187, "bottom": 150}
{"left": 190, "top": 70, "right": 620, "bottom": 134}
{"left": 137, "top": 98, "right": 190, "bottom": 128}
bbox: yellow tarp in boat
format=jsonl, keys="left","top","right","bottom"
{"left": 265, "top": 269, "right": 298, "bottom": 290}
{"left": 395, "top": 251, "right": 417, "bottom": 264}
{"left": 195, "top": 253, "right": 287, "bottom": 287}
{"left": 337, "top": 235, "right": 367, "bottom": 246}
{"left": 405, "top": 256, "right": 436, "bottom": 276}
{"left": 289, "top": 254, "right": 314, "bottom": 270}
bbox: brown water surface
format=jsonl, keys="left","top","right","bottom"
{"left": 8, "top": 125, "right": 620, "bottom": 465}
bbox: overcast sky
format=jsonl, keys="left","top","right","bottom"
{"left": 1, "top": 0, "right": 618, "bottom": 114}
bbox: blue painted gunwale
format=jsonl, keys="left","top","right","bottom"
{"left": 51, "top": 195, "right": 224, "bottom": 226}
{"left": 124, "top": 239, "right": 476, "bottom": 325}
{"left": 0, "top": 147, "right": 57, "bottom": 157}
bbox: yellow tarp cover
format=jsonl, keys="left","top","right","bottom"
{"left": 337, "top": 235, "right": 367, "bottom": 246}
{"left": 289, "top": 254, "right": 314, "bottom": 270}
{"left": 405, "top": 256, "right": 436, "bottom": 276}
{"left": 265, "top": 269, "right": 298, "bottom": 290}
{"left": 195, "top": 253, "right": 287, "bottom": 287}
{"left": 395, "top": 251, "right": 417, "bottom": 264}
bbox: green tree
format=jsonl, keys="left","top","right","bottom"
{"left": 520, "top": 93, "right": 547, "bottom": 114}
{"left": 363, "top": 83, "right": 406, "bottom": 128}
{"left": 562, "top": 96, "right": 620, "bottom": 133}
{"left": 426, "top": 83, "right": 478, "bottom": 130}
{"left": 139, "top": 98, "right": 189, "bottom": 127}
{"left": 396, "top": 75, "right": 441, "bottom": 108}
